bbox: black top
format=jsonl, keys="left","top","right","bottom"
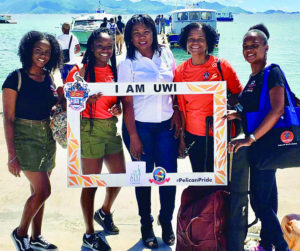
{"left": 116, "top": 20, "right": 125, "bottom": 35}
{"left": 2, "top": 69, "right": 58, "bottom": 120}
{"left": 100, "top": 22, "right": 107, "bottom": 28}
{"left": 238, "top": 65, "right": 286, "bottom": 134}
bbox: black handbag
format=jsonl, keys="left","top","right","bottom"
{"left": 247, "top": 64, "right": 300, "bottom": 170}
{"left": 62, "top": 35, "right": 73, "bottom": 63}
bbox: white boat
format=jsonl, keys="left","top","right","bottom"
{"left": 0, "top": 14, "right": 17, "bottom": 24}
{"left": 216, "top": 12, "right": 233, "bottom": 22}
{"left": 167, "top": 8, "right": 219, "bottom": 47}
{"left": 71, "top": 12, "right": 116, "bottom": 45}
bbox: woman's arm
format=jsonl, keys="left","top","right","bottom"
{"left": 2, "top": 89, "right": 21, "bottom": 177}
{"left": 121, "top": 96, "right": 144, "bottom": 160}
{"left": 229, "top": 86, "right": 285, "bottom": 153}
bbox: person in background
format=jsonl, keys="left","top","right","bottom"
{"left": 160, "top": 15, "right": 166, "bottom": 34}
{"left": 226, "top": 24, "right": 290, "bottom": 251}
{"left": 116, "top": 15, "right": 125, "bottom": 55}
{"left": 2, "top": 31, "right": 61, "bottom": 251}
{"left": 100, "top": 17, "right": 108, "bottom": 28}
{"left": 155, "top": 15, "right": 160, "bottom": 34}
{"left": 65, "top": 27, "right": 132, "bottom": 251}
{"left": 107, "top": 18, "right": 119, "bottom": 38}
{"left": 118, "top": 14, "right": 181, "bottom": 249}
{"left": 57, "top": 22, "right": 80, "bottom": 83}
{"left": 175, "top": 22, "right": 243, "bottom": 172}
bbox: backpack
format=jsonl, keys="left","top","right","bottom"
{"left": 176, "top": 186, "right": 229, "bottom": 251}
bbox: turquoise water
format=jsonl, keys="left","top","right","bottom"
{"left": 1, "top": 13, "right": 300, "bottom": 95}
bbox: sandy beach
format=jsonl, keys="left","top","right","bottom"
{"left": 1, "top": 50, "right": 300, "bottom": 251}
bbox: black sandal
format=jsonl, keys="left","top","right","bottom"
{"left": 141, "top": 225, "right": 158, "bottom": 249}
{"left": 161, "top": 223, "right": 175, "bottom": 246}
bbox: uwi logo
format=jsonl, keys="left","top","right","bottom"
{"left": 64, "top": 72, "right": 90, "bottom": 112}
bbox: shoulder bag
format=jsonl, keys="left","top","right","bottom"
{"left": 62, "top": 35, "right": 73, "bottom": 64}
{"left": 247, "top": 64, "right": 300, "bottom": 170}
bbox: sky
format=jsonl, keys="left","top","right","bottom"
{"left": 159, "top": 0, "right": 300, "bottom": 12}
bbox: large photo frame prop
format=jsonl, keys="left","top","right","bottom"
{"left": 65, "top": 76, "right": 227, "bottom": 188}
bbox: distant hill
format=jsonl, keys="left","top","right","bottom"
{"left": 0, "top": 0, "right": 252, "bottom": 14}
{"left": 192, "top": 1, "right": 252, "bottom": 14}
{"left": 262, "top": 9, "right": 300, "bottom": 14}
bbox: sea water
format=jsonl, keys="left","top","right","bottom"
{"left": 1, "top": 13, "right": 300, "bottom": 95}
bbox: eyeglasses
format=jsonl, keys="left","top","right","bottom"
{"left": 187, "top": 37, "right": 206, "bottom": 43}
{"left": 242, "top": 43, "right": 262, "bottom": 51}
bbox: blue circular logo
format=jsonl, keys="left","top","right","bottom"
{"left": 153, "top": 167, "right": 167, "bottom": 183}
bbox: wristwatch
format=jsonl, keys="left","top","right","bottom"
{"left": 249, "top": 134, "right": 256, "bottom": 142}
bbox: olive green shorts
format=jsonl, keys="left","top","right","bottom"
{"left": 14, "top": 118, "right": 56, "bottom": 172}
{"left": 80, "top": 117, "right": 123, "bottom": 159}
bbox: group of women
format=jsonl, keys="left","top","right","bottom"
{"left": 2, "top": 13, "right": 291, "bottom": 251}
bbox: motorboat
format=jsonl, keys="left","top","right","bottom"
{"left": 216, "top": 12, "right": 234, "bottom": 22}
{"left": 167, "top": 8, "right": 219, "bottom": 47}
{"left": 0, "top": 14, "right": 17, "bottom": 24}
{"left": 71, "top": 12, "right": 116, "bottom": 45}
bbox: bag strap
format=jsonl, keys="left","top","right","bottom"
{"left": 68, "top": 35, "right": 73, "bottom": 50}
{"left": 17, "top": 69, "right": 22, "bottom": 92}
{"left": 217, "top": 58, "right": 224, "bottom": 81}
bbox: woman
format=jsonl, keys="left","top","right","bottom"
{"left": 227, "top": 25, "right": 290, "bottom": 251}
{"left": 118, "top": 14, "right": 181, "bottom": 248}
{"left": 174, "top": 22, "right": 243, "bottom": 172}
{"left": 66, "top": 28, "right": 125, "bottom": 251}
{"left": 2, "top": 31, "right": 60, "bottom": 251}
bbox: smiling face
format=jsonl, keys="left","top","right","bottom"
{"left": 131, "top": 23, "right": 153, "bottom": 57}
{"left": 186, "top": 28, "right": 207, "bottom": 56}
{"left": 243, "top": 32, "right": 268, "bottom": 64}
{"left": 92, "top": 33, "right": 113, "bottom": 67}
{"left": 31, "top": 39, "right": 51, "bottom": 70}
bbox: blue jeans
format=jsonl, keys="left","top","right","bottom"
{"left": 250, "top": 163, "right": 290, "bottom": 251}
{"left": 122, "top": 119, "right": 178, "bottom": 226}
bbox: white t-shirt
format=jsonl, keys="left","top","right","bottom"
{"left": 107, "top": 22, "right": 117, "bottom": 34}
{"left": 56, "top": 34, "right": 79, "bottom": 65}
{"left": 118, "top": 46, "right": 176, "bottom": 123}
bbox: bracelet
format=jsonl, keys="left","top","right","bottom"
{"left": 7, "top": 155, "right": 17, "bottom": 165}
{"left": 173, "top": 105, "right": 180, "bottom": 110}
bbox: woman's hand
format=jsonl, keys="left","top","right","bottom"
{"left": 87, "top": 92, "right": 102, "bottom": 104}
{"left": 223, "top": 110, "right": 241, "bottom": 121}
{"left": 178, "top": 138, "right": 187, "bottom": 158}
{"left": 170, "top": 109, "right": 182, "bottom": 139}
{"left": 7, "top": 156, "right": 21, "bottom": 177}
{"left": 228, "top": 137, "right": 254, "bottom": 153}
{"left": 109, "top": 104, "right": 122, "bottom": 116}
{"left": 130, "top": 134, "right": 144, "bottom": 160}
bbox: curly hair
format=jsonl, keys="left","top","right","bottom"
{"left": 18, "top": 30, "right": 62, "bottom": 72}
{"left": 82, "top": 27, "right": 117, "bottom": 82}
{"left": 124, "top": 14, "right": 161, "bottom": 60}
{"left": 179, "top": 22, "right": 218, "bottom": 53}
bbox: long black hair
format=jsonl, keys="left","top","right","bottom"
{"left": 18, "top": 30, "right": 62, "bottom": 72}
{"left": 124, "top": 14, "right": 161, "bottom": 60}
{"left": 82, "top": 27, "right": 117, "bottom": 81}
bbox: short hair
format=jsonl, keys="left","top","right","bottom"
{"left": 110, "top": 18, "right": 114, "bottom": 22}
{"left": 103, "top": 17, "right": 107, "bottom": 21}
{"left": 248, "top": 23, "right": 269, "bottom": 39}
{"left": 179, "top": 22, "right": 218, "bottom": 53}
{"left": 124, "top": 14, "right": 161, "bottom": 60}
{"left": 118, "top": 15, "right": 122, "bottom": 20}
{"left": 18, "top": 30, "right": 61, "bottom": 72}
{"left": 62, "top": 22, "right": 70, "bottom": 30}
{"left": 82, "top": 28, "right": 117, "bottom": 82}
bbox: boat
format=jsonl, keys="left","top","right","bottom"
{"left": 0, "top": 14, "right": 17, "bottom": 24}
{"left": 167, "top": 8, "right": 219, "bottom": 47}
{"left": 71, "top": 12, "right": 116, "bottom": 45}
{"left": 216, "top": 12, "right": 233, "bottom": 22}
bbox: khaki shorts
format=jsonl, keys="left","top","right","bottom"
{"left": 116, "top": 34, "right": 124, "bottom": 45}
{"left": 80, "top": 117, "right": 123, "bottom": 159}
{"left": 14, "top": 118, "right": 56, "bottom": 172}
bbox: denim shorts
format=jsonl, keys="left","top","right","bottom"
{"left": 80, "top": 117, "right": 123, "bottom": 159}
{"left": 14, "top": 118, "right": 56, "bottom": 172}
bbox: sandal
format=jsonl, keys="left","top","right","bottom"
{"left": 161, "top": 223, "right": 175, "bottom": 246}
{"left": 141, "top": 225, "right": 158, "bottom": 249}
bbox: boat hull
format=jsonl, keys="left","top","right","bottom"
{"left": 217, "top": 17, "right": 233, "bottom": 22}
{"left": 71, "top": 30, "right": 93, "bottom": 45}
